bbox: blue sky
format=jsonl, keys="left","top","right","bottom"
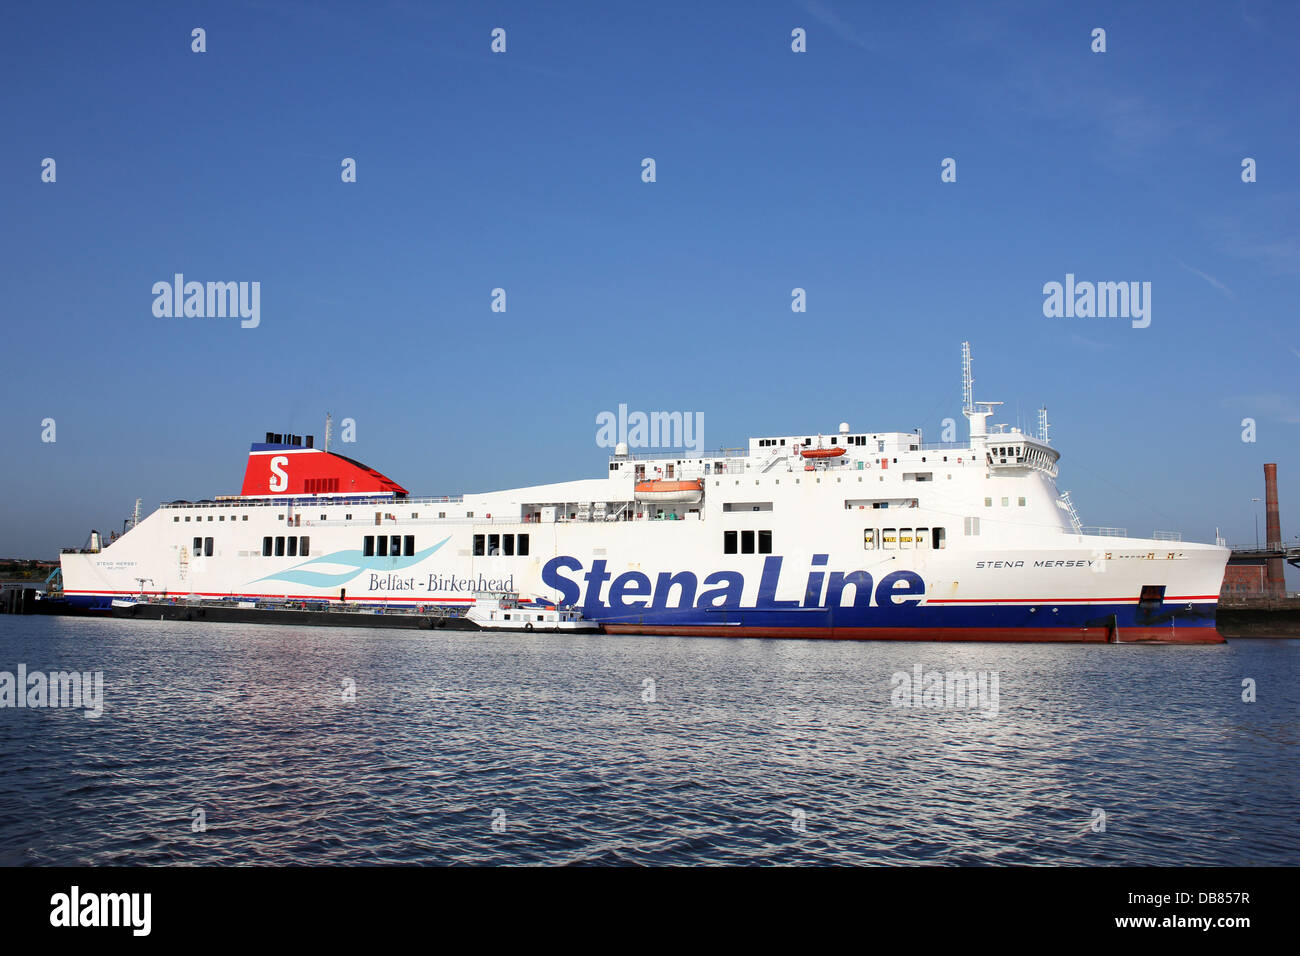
{"left": 2, "top": 0, "right": 1297, "bottom": 565}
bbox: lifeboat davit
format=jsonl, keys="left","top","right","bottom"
{"left": 634, "top": 479, "right": 704, "bottom": 504}
{"left": 800, "top": 447, "right": 846, "bottom": 459}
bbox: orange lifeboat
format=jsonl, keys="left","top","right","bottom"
{"left": 634, "top": 478, "right": 704, "bottom": 503}
{"left": 800, "top": 447, "right": 846, "bottom": 459}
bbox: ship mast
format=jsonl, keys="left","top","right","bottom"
{"left": 961, "top": 341, "right": 974, "bottom": 415}
{"left": 960, "top": 342, "right": 1001, "bottom": 449}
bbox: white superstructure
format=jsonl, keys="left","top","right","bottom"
{"left": 60, "top": 345, "right": 1228, "bottom": 643}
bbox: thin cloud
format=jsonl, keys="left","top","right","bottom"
{"left": 1211, "top": 208, "right": 1300, "bottom": 277}
{"left": 1227, "top": 236, "right": 1300, "bottom": 276}
{"left": 1068, "top": 333, "right": 1117, "bottom": 351}
{"left": 1240, "top": 0, "right": 1265, "bottom": 31}
{"left": 1173, "top": 257, "right": 1235, "bottom": 298}
{"left": 1223, "top": 394, "right": 1300, "bottom": 424}
{"left": 798, "top": 0, "right": 876, "bottom": 52}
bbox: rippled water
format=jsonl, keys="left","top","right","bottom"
{"left": 0, "top": 616, "right": 1295, "bottom": 865}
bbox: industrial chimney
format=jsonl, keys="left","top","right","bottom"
{"left": 1264, "top": 463, "right": 1284, "bottom": 595}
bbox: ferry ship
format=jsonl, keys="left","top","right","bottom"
{"left": 59, "top": 344, "right": 1229, "bottom": 643}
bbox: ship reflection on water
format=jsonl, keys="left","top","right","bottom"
{"left": 0, "top": 616, "right": 1294, "bottom": 866}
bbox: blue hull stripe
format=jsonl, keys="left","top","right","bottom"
{"left": 68, "top": 593, "right": 1218, "bottom": 629}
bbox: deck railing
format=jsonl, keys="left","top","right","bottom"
{"left": 160, "top": 494, "right": 465, "bottom": 510}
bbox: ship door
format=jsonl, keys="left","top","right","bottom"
{"left": 1137, "top": 585, "right": 1165, "bottom": 612}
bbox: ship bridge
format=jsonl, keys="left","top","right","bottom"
{"left": 982, "top": 426, "right": 1059, "bottom": 478}
{"left": 960, "top": 342, "right": 1060, "bottom": 478}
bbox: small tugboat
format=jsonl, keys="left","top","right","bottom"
{"left": 465, "top": 592, "right": 599, "bottom": 632}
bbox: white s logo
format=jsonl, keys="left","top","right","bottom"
{"left": 269, "top": 456, "right": 289, "bottom": 492}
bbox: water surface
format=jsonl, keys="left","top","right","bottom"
{"left": 0, "top": 616, "right": 1295, "bottom": 865}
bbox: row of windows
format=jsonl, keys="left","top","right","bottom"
{"left": 990, "top": 445, "right": 1053, "bottom": 470}
{"left": 364, "top": 535, "right": 415, "bottom": 557}
{"left": 291, "top": 512, "right": 454, "bottom": 522}
{"left": 473, "top": 533, "right": 530, "bottom": 556}
{"left": 262, "top": 536, "right": 311, "bottom": 557}
{"left": 713, "top": 470, "right": 950, "bottom": 487}
{"left": 723, "top": 529, "right": 773, "bottom": 554}
{"left": 756, "top": 435, "right": 879, "bottom": 449}
{"left": 864, "top": 527, "right": 947, "bottom": 550}
{"left": 182, "top": 511, "right": 486, "bottom": 526}
{"left": 191, "top": 537, "right": 213, "bottom": 557}
{"left": 634, "top": 464, "right": 676, "bottom": 479}
{"left": 985, "top": 497, "right": 1028, "bottom": 507}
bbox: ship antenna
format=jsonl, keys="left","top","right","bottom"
{"left": 960, "top": 342, "right": 999, "bottom": 447}
{"left": 325, "top": 412, "right": 332, "bottom": 453}
{"left": 961, "top": 341, "right": 974, "bottom": 414}
{"left": 1038, "top": 406, "right": 1051, "bottom": 445}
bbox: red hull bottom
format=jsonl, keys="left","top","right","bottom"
{"left": 600, "top": 624, "right": 1227, "bottom": 644}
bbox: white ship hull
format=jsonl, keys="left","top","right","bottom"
{"left": 60, "top": 347, "right": 1229, "bottom": 643}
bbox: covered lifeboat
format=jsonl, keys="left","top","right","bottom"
{"left": 800, "top": 446, "right": 846, "bottom": 459}
{"left": 634, "top": 478, "right": 704, "bottom": 504}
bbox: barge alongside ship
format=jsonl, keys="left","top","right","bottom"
{"left": 60, "top": 344, "right": 1230, "bottom": 643}
{"left": 108, "top": 592, "right": 597, "bottom": 633}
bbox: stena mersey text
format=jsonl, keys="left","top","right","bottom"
{"left": 976, "top": 559, "right": 1097, "bottom": 569}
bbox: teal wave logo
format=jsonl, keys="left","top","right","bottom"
{"left": 253, "top": 536, "right": 451, "bottom": 588}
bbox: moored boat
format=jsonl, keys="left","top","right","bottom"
{"left": 60, "top": 344, "right": 1229, "bottom": 644}
{"left": 465, "top": 592, "right": 599, "bottom": 632}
